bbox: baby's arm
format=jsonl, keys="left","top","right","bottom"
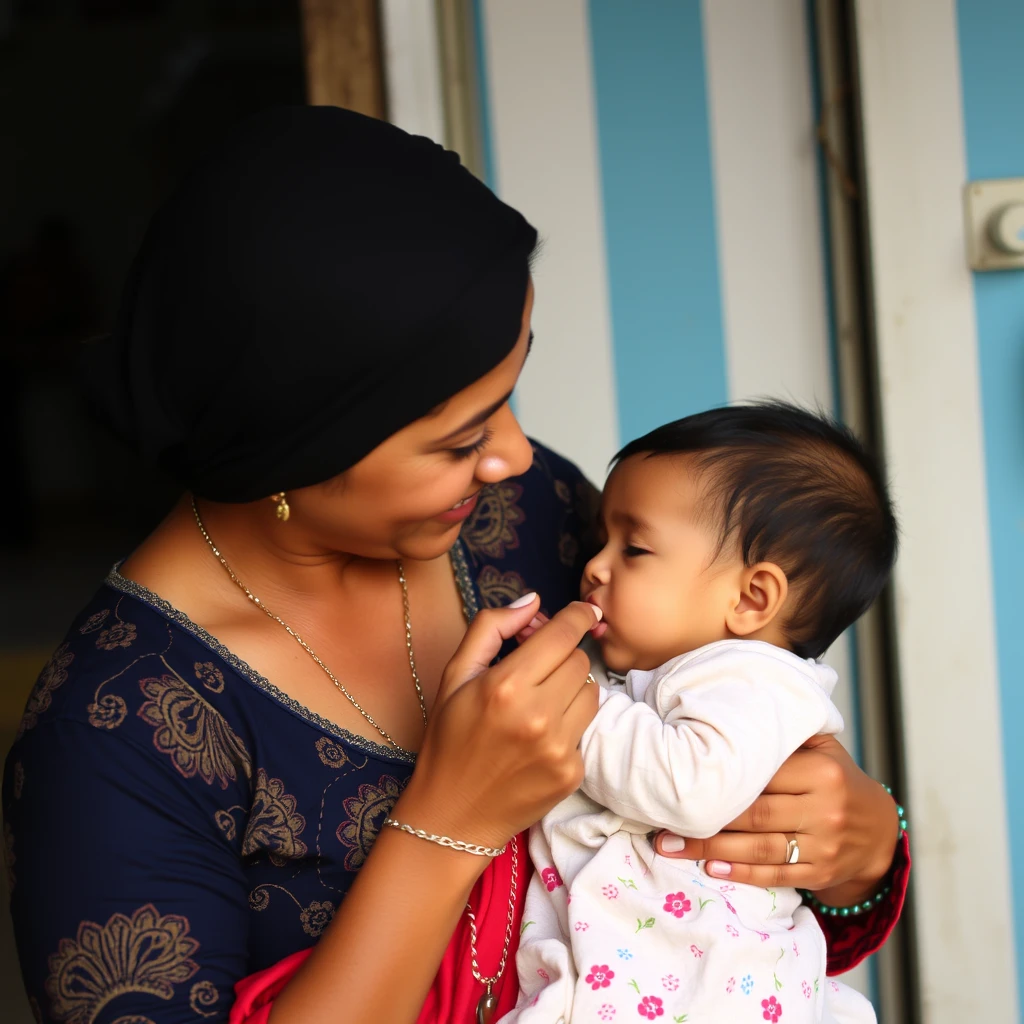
{"left": 579, "top": 644, "right": 842, "bottom": 837}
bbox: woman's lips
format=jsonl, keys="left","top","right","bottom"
{"left": 436, "top": 491, "right": 480, "bottom": 524}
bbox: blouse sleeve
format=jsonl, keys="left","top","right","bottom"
{"left": 818, "top": 830, "right": 911, "bottom": 975}
{"left": 4, "top": 717, "right": 251, "bottom": 1023}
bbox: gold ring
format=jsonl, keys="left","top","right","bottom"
{"left": 786, "top": 837, "right": 800, "bottom": 865}
{"left": 586, "top": 673, "right": 598, "bottom": 685}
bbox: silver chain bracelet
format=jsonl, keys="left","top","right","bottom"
{"left": 382, "top": 817, "right": 508, "bottom": 858}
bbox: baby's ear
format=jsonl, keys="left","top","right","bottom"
{"left": 726, "top": 562, "right": 788, "bottom": 637}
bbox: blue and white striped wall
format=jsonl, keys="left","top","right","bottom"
{"left": 382, "top": 2, "right": 1023, "bottom": 1019}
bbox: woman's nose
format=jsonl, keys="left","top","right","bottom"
{"left": 475, "top": 406, "right": 534, "bottom": 483}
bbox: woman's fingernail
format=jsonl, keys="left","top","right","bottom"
{"left": 706, "top": 860, "right": 732, "bottom": 876}
{"left": 590, "top": 605, "right": 603, "bottom": 622}
{"left": 508, "top": 592, "right": 538, "bottom": 609}
{"left": 528, "top": 616, "right": 543, "bottom": 629}
{"left": 660, "top": 835, "right": 686, "bottom": 853}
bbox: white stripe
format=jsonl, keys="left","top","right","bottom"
{"left": 703, "top": 0, "right": 834, "bottom": 411}
{"left": 478, "top": 0, "right": 619, "bottom": 485}
{"left": 854, "top": 1, "right": 1017, "bottom": 1019}
{"left": 702, "top": 0, "right": 864, "bottom": 995}
{"left": 380, "top": 0, "right": 446, "bottom": 143}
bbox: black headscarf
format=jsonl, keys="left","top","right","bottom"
{"left": 84, "top": 106, "right": 537, "bottom": 502}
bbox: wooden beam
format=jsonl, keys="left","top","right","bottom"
{"left": 300, "top": 0, "right": 385, "bottom": 118}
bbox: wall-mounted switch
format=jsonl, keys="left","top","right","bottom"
{"left": 964, "top": 177, "right": 1024, "bottom": 271}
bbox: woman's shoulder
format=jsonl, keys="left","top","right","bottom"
{"left": 457, "top": 441, "right": 600, "bottom": 616}
{"left": 8, "top": 576, "right": 256, "bottom": 788}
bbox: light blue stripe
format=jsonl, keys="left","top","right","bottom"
{"left": 471, "top": 0, "right": 497, "bottom": 190}
{"left": 956, "top": 0, "right": 1024, "bottom": 1010}
{"left": 588, "top": 0, "right": 728, "bottom": 450}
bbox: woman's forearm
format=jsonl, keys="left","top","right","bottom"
{"left": 268, "top": 800, "right": 487, "bottom": 1024}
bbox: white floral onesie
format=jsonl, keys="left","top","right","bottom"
{"left": 502, "top": 639, "right": 876, "bottom": 1024}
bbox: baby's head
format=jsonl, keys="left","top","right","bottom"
{"left": 583, "top": 401, "right": 898, "bottom": 674}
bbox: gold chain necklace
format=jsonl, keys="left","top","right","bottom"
{"left": 467, "top": 835, "right": 519, "bottom": 1023}
{"left": 191, "top": 495, "right": 515, "bottom": 1016}
{"left": 191, "top": 495, "right": 427, "bottom": 748}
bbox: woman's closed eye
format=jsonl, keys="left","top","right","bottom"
{"left": 448, "top": 427, "right": 494, "bottom": 461}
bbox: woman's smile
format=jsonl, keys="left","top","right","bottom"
{"left": 435, "top": 490, "right": 480, "bottom": 524}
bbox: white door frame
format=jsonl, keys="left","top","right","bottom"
{"left": 853, "top": 2, "right": 1017, "bottom": 1020}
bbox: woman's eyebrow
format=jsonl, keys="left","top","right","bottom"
{"left": 434, "top": 392, "right": 513, "bottom": 443}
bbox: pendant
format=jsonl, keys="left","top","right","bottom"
{"left": 476, "top": 987, "right": 497, "bottom": 1024}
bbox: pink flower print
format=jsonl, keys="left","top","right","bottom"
{"left": 726, "top": 977, "right": 736, "bottom": 994}
{"left": 761, "top": 995, "right": 783, "bottom": 1022}
{"left": 830, "top": 981, "right": 840, "bottom": 994}
{"left": 586, "top": 965, "right": 615, "bottom": 990}
{"left": 719, "top": 884, "right": 737, "bottom": 893}
{"left": 689, "top": 944, "right": 704, "bottom": 958}
{"left": 541, "top": 867, "right": 562, "bottom": 891}
{"left": 662, "top": 891, "right": 692, "bottom": 918}
{"left": 724, "top": 899, "right": 737, "bottom": 915}
{"left": 537, "top": 969, "right": 550, "bottom": 982}
{"left": 625, "top": 855, "right": 632, "bottom": 866}
{"left": 602, "top": 884, "right": 620, "bottom": 899}
{"left": 757, "top": 931, "right": 770, "bottom": 942}
{"left": 726, "top": 924, "right": 740, "bottom": 937}
{"left": 793, "top": 941, "right": 800, "bottom": 957}
{"left": 637, "top": 995, "right": 665, "bottom": 1019}
{"left": 802, "top": 981, "right": 812, "bottom": 999}
{"left": 661, "top": 974, "right": 679, "bottom": 992}
{"left": 574, "top": 920, "right": 589, "bottom": 932}
{"left": 599, "top": 1005, "right": 617, "bottom": 1021}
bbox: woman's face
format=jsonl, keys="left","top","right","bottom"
{"left": 290, "top": 282, "right": 536, "bottom": 561}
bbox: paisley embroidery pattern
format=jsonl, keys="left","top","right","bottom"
{"left": 96, "top": 621, "right": 138, "bottom": 651}
{"left": 461, "top": 482, "right": 525, "bottom": 560}
{"left": 78, "top": 609, "right": 110, "bottom": 634}
{"left": 138, "top": 674, "right": 251, "bottom": 789}
{"left": 558, "top": 532, "right": 579, "bottom": 568}
{"left": 194, "top": 662, "right": 225, "bottom": 694}
{"left": 476, "top": 566, "right": 527, "bottom": 608}
{"left": 18, "top": 643, "right": 74, "bottom": 736}
{"left": 88, "top": 694, "right": 128, "bottom": 731}
{"left": 189, "top": 980, "right": 219, "bottom": 1017}
{"left": 315, "top": 735, "right": 348, "bottom": 768}
{"left": 336, "top": 775, "right": 404, "bottom": 871}
{"left": 242, "top": 769, "right": 308, "bottom": 866}
{"left": 45, "top": 904, "right": 199, "bottom": 1024}
{"left": 299, "top": 900, "right": 335, "bottom": 937}
{"left": 112, "top": 1017, "right": 156, "bottom": 1024}
{"left": 214, "top": 810, "right": 237, "bottom": 842}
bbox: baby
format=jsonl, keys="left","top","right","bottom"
{"left": 504, "top": 402, "right": 897, "bottom": 1024}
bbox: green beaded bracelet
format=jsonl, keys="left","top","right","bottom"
{"left": 800, "top": 782, "right": 907, "bottom": 918}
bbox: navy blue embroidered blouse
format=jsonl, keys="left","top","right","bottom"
{"left": 2, "top": 443, "right": 598, "bottom": 1024}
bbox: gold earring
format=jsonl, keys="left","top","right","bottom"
{"left": 270, "top": 492, "right": 290, "bottom": 522}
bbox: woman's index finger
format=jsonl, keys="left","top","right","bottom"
{"left": 502, "top": 601, "right": 602, "bottom": 686}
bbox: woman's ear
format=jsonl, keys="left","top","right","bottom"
{"left": 725, "top": 562, "right": 788, "bottom": 637}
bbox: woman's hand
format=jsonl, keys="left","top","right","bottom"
{"left": 396, "top": 594, "right": 601, "bottom": 851}
{"left": 654, "top": 734, "right": 900, "bottom": 898}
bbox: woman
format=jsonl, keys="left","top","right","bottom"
{"left": 2, "top": 108, "right": 907, "bottom": 1024}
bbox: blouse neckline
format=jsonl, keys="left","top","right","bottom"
{"left": 105, "top": 540, "right": 481, "bottom": 765}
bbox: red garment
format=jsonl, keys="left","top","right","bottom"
{"left": 818, "top": 829, "right": 911, "bottom": 975}
{"left": 230, "top": 830, "right": 909, "bottom": 1023}
{"left": 230, "top": 832, "right": 529, "bottom": 1024}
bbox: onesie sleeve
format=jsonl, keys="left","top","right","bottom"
{"left": 579, "top": 645, "right": 842, "bottom": 836}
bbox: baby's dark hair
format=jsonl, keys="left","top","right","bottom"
{"left": 613, "top": 401, "right": 898, "bottom": 660}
